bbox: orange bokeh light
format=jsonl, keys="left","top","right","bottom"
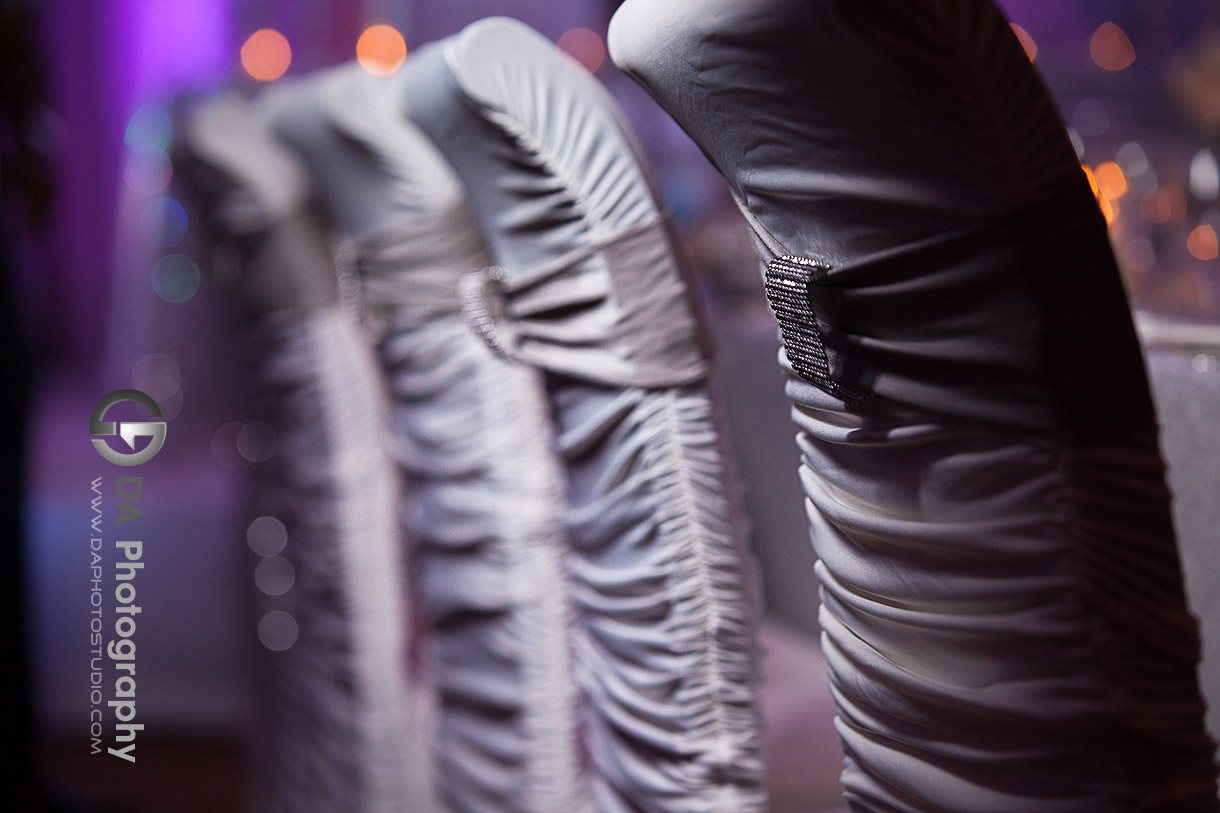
{"left": 1094, "top": 161, "right": 1128, "bottom": 199}
{"left": 1187, "top": 225, "right": 1219, "bottom": 261}
{"left": 1082, "top": 164, "right": 1100, "bottom": 199}
{"left": 557, "top": 27, "right": 605, "bottom": 74}
{"left": 241, "top": 28, "right": 292, "bottom": 82}
{"left": 357, "top": 23, "right": 407, "bottom": 76}
{"left": 1089, "top": 22, "right": 1135, "bottom": 72}
{"left": 1084, "top": 165, "right": 1119, "bottom": 226}
{"left": 1010, "top": 23, "right": 1037, "bottom": 61}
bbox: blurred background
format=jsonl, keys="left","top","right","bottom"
{"left": 4, "top": 0, "right": 1219, "bottom": 810}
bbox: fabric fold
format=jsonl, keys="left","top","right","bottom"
{"left": 246, "top": 306, "right": 419, "bottom": 813}
{"left": 314, "top": 65, "right": 588, "bottom": 813}
{"left": 177, "top": 92, "right": 424, "bottom": 813}
{"left": 610, "top": 0, "right": 1219, "bottom": 809}
{"left": 404, "top": 18, "right": 766, "bottom": 812}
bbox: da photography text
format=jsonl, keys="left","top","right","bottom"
{"left": 88, "top": 389, "right": 167, "bottom": 762}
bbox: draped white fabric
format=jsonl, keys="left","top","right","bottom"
{"left": 247, "top": 305, "right": 421, "bottom": 813}
{"left": 322, "top": 67, "right": 586, "bottom": 813}
{"left": 403, "top": 19, "right": 766, "bottom": 812}
{"left": 609, "top": 1, "right": 1219, "bottom": 810}
{"left": 177, "top": 97, "right": 423, "bottom": 813}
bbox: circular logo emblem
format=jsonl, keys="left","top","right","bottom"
{"left": 90, "top": 389, "right": 167, "bottom": 466}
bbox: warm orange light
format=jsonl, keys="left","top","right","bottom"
{"left": 1094, "top": 161, "right": 1128, "bottom": 199}
{"left": 1099, "top": 194, "right": 1117, "bottom": 226}
{"left": 357, "top": 23, "right": 407, "bottom": 76}
{"left": 1089, "top": 22, "right": 1135, "bottom": 72}
{"left": 1187, "top": 224, "right": 1219, "bottom": 261}
{"left": 1010, "top": 23, "right": 1037, "bottom": 61}
{"left": 557, "top": 27, "right": 605, "bottom": 74}
{"left": 241, "top": 29, "right": 292, "bottom": 82}
{"left": 1082, "top": 164, "right": 1100, "bottom": 199}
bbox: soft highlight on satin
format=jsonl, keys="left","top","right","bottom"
{"left": 610, "top": 0, "right": 1219, "bottom": 809}
{"left": 322, "top": 66, "right": 586, "bottom": 812}
{"left": 404, "top": 18, "right": 766, "bottom": 811}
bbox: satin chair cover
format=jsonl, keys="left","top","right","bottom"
{"left": 312, "top": 65, "right": 585, "bottom": 813}
{"left": 403, "top": 19, "right": 766, "bottom": 813}
{"left": 609, "top": 1, "right": 1219, "bottom": 810}
{"left": 178, "top": 94, "right": 419, "bottom": 813}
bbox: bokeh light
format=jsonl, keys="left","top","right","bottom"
{"left": 1082, "top": 164, "right": 1100, "bottom": 198}
{"left": 132, "top": 353, "right": 181, "bottom": 402}
{"left": 255, "top": 557, "right": 296, "bottom": 597}
{"left": 1094, "top": 161, "right": 1128, "bottom": 199}
{"left": 151, "top": 253, "right": 201, "bottom": 303}
{"left": 1089, "top": 22, "right": 1135, "bottom": 72}
{"left": 356, "top": 23, "right": 407, "bottom": 76}
{"left": 247, "top": 516, "right": 288, "bottom": 557}
{"left": 557, "top": 27, "right": 605, "bottom": 74}
{"left": 1083, "top": 165, "right": 1117, "bottom": 226}
{"left": 212, "top": 421, "right": 249, "bottom": 470}
{"left": 125, "top": 105, "right": 173, "bottom": 151}
{"left": 1190, "top": 149, "right": 1219, "bottom": 202}
{"left": 241, "top": 28, "right": 292, "bottom": 82}
{"left": 1116, "top": 142, "right": 1149, "bottom": 178}
{"left": 124, "top": 144, "right": 172, "bottom": 196}
{"left": 237, "top": 421, "right": 278, "bottom": 463}
{"left": 1010, "top": 24, "right": 1036, "bottom": 61}
{"left": 1187, "top": 224, "right": 1219, "bottom": 261}
{"left": 1072, "top": 98, "right": 1110, "bottom": 137}
{"left": 258, "top": 610, "right": 299, "bottom": 651}
{"left": 139, "top": 197, "right": 189, "bottom": 247}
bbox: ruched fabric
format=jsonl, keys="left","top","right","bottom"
{"left": 247, "top": 305, "right": 419, "bottom": 813}
{"left": 609, "top": 0, "right": 1219, "bottom": 810}
{"left": 322, "top": 66, "right": 586, "bottom": 813}
{"left": 176, "top": 96, "right": 422, "bottom": 813}
{"left": 177, "top": 96, "right": 338, "bottom": 313}
{"left": 403, "top": 19, "right": 765, "bottom": 812}
{"left": 359, "top": 220, "right": 586, "bottom": 813}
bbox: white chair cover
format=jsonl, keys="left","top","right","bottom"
{"left": 178, "top": 94, "right": 419, "bottom": 813}
{"left": 298, "top": 65, "right": 584, "bottom": 812}
{"left": 404, "top": 19, "right": 766, "bottom": 813}
{"left": 609, "top": 1, "right": 1219, "bottom": 810}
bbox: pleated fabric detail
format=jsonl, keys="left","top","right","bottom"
{"left": 773, "top": 187, "right": 1219, "bottom": 813}
{"left": 456, "top": 215, "right": 709, "bottom": 388}
{"left": 608, "top": 0, "right": 1220, "bottom": 809}
{"left": 247, "top": 305, "right": 423, "bottom": 813}
{"left": 403, "top": 18, "right": 767, "bottom": 810}
{"left": 179, "top": 93, "right": 431, "bottom": 812}
{"left": 369, "top": 238, "right": 589, "bottom": 813}
{"left": 315, "top": 61, "right": 591, "bottom": 812}
{"left": 557, "top": 384, "right": 765, "bottom": 813}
